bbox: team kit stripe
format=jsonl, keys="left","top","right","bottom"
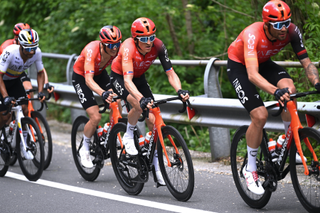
{"left": 165, "top": 67, "right": 173, "bottom": 73}
{"left": 124, "top": 71, "right": 133, "bottom": 75}
{"left": 85, "top": 70, "right": 94, "bottom": 74}
{"left": 297, "top": 49, "right": 307, "bottom": 56}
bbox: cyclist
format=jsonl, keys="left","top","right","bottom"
{"left": 72, "top": 25, "right": 122, "bottom": 168}
{"left": 227, "top": 0, "right": 320, "bottom": 195}
{"left": 0, "top": 23, "right": 53, "bottom": 98}
{"left": 0, "top": 29, "right": 51, "bottom": 159}
{"left": 110, "top": 17, "right": 189, "bottom": 186}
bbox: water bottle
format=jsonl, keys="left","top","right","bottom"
{"left": 268, "top": 138, "right": 278, "bottom": 162}
{"left": 139, "top": 135, "right": 145, "bottom": 147}
{"left": 145, "top": 131, "right": 152, "bottom": 144}
{"left": 276, "top": 134, "right": 285, "bottom": 150}
{"left": 9, "top": 120, "right": 16, "bottom": 135}
{"left": 97, "top": 125, "right": 104, "bottom": 144}
{"left": 103, "top": 122, "right": 111, "bottom": 142}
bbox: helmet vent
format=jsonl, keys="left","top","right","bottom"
{"left": 135, "top": 30, "right": 144, "bottom": 34}
{"left": 280, "top": 10, "right": 284, "bottom": 18}
{"left": 103, "top": 31, "right": 111, "bottom": 40}
{"left": 268, "top": 15, "right": 278, "bottom": 19}
{"left": 20, "top": 34, "right": 27, "bottom": 41}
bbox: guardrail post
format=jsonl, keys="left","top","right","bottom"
{"left": 66, "top": 54, "right": 88, "bottom": 123}
{"left": 204, "top": 58, "right": 230, "bottom": 161}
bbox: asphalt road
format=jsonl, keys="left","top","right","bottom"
{"left": 0, "top": 120, "right": 308, "bottom": 213}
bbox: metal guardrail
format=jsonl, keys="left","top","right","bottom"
{"left": 30, "top": 53, "right": 320, "bottom": 161}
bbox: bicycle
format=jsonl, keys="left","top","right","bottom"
{"left": 71, "top": 97, "right": 127, "bottom": 181}
{"left": 8, "top": 89, "right": 53, "bottom": 170}
{"left": 109, "top": 96, "right": 195, "bottom": 202}
{"left": 230, "top": 90, "right": 320, "bottom": 213}
{"left": 0, "top": 96, "right": 45, "bottom": 181}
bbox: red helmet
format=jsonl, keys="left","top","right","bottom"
{"left": 99, "top": 25, "right": 122, "bottom": 44}
{"left": 262, "top": 0, "right": 291, "bottom": 22}
{"left": 13, "top": 23, "right": 31, "bottom": 37}
{"left": 131, "top": 17, "right": 156, "bottom": 38}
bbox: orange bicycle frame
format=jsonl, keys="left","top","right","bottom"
{"left": 109, "top": 101, "right": 124, "bottom": 149}
{"left": 287, "top": 101, "right": 318, "bottom": 175}
{"left": 26, "top": 93, "right": 43, "bottom": 142}
{"left": 150, "top": 107, "right": 180, "bottom": 167}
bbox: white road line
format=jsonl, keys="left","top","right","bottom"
{"left": 6, "top": 172, "right": 216, "bottom": 213}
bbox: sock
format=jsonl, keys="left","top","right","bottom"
{"left": 23, "top": 130, "right": 28, "bottom": 146}
{"left": 283, "top": 121, "right": 290, "bottom": 135}
{"left": 246, "top": 145, "right": 258, "bottom": 172}
{"left": 126, "top": 122, "right": 136, "bottom": 138}
{"left": 153, "top": 150, "right": 159, "bottom": 171}
{"left": 83, "top": 134, "right": 91, "bottom": 151}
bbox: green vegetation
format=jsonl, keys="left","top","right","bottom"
{"left": 1, "top": 0, "right": 320, "bottom": 153}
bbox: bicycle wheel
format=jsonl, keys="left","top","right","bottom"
{"left": 31, "top": 111, "right": 53, "bottom": 170}
{"left": 71, "top": 116, "right": 101, "bottom": 181}
{"left": 230, "top": 126, "right": 272, "bottom": 209}
{"left": 17, "top": 117, "right": 44, "bottom": 181}
{"left": 157, "top": 125, "right": 194, "bottom": 201}
{"left": 109, "top": 122, "right": 144, "bottom": 195}
{"left": 290, "top": 127, "right": 320, "bottom": 213}
{"left": 0, "top": 130, "right": 10, "bottom": 177}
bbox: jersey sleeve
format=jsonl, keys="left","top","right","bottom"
{"left": 288, "top": 24, "right": 308, "bottom": 60}
{"left": 242, "top": 29, "right": 259, "bottom": 69}
{"left": 0, "top": 49, "right": 12, "bottom": 74}
{"left": 83, "top": 43, "right": 99, "bottom": 74}
{"left": 156, "top": 39, "right": 173, "bottom": 72}
{"left": 121, "top": 44, "right": 134, "bottom": 75}
{"left": 35, "top": 48, "right": 44, "bottom": 72}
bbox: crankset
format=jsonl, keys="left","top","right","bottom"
{"left": 0, "top": 142, "right": 12, "bottom": 165}
{"left": 263, "top": 162, "right": 278, "bottom": 192}
{"left": 92, "top": 147, "right": 104, "bottom": 169}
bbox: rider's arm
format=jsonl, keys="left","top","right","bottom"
{"left": 84, "top": 72, "right": 105, "bottom": 96}
{"left": 37, "top": 71, "right": 45, "bottom": 93}
{"left": 0, "top": 73, "right": 9, "bottom": 98}
{"left": 300, "top": 58, "right": 320, "bottom": 86}
{"left": 123, "top": 72, "right": 144, "bottom": 101}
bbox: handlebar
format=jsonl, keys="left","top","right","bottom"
{"left": 98, "top": 95, "right": 122, "bottom": 114}
{"left": 139, "top": 96, "right": 192, "bottom": 121}
{"left": 270, "top": 90, "right": 320, "bottom": 117}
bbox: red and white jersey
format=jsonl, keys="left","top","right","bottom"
{"left": 0, "top": 39, "right": 16, "bottom": 55}
{"left": 228, "top": 22, "right": 308, "bottom": 68}
{"left": 73, "top": 41, "right": 116, "bottom": 77}
{"left": 0, "top": 44, "right": 44, "bottom": 80}
{"left": 111, "top": 37, "right": 173, "bottom": 78}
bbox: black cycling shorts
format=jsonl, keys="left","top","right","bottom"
{"left": 227, "top": 58, "right": 292, "bottom": 113}
{"left": 72, "top": 71, "right": 112, "bottom": 110}
{"left": 110, "top": 71, "right": 154, "bottom": 102}
{"left": 20, "top": 72, "right": 31, "bottom": 83}
{"left": 0, "top": 77, "right": 28, "bottom": 112}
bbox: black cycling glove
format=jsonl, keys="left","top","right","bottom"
{"left": 38, "top": 92, "right": 45, "bottom": 100}
{"left": 177, "top": 89, "right": 189, "bottom": 98}
{"left": 44, "top": 83, "right": 54, "bottom": 91}
{"left": 101, "top": 91, "right": 112, "bottom": 100}
{"left": 140, "top": 97, "right": 152, "bottom": 110}
{"left": 3, "top": 96, "right": 15, "bottom": 106}
{"left": 274, "top": 88, "right": 289, "bottom": 101}
{"left": 315, "top": 83, "right": 320, "bottom": 92}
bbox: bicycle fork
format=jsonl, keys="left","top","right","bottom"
{"left": 287, "top": 101, "right": 319, "bottom": 175}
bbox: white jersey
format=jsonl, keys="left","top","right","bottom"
{"left": 0, "top": 44, "right": 44, "bottom": 81}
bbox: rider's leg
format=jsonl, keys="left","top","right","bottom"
{"left": 246, "top": 106, "right": 268, "bottom": 172}
{"left": 83, "top": 105, "right": 101, "bottom": 150}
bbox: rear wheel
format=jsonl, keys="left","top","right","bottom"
{"left": 71, "top": 116, "right": 100, "bottom": 181}
{"left": 31, "top": 111, "right": 52, "bottom": 170}
{"left": 0, "top": 129, "right": 10, "bottom": 177}
{"left": 17, "top": 117, "right": 44, "bottom": 181}
{"left": 109, "top": 122, "right": 144, "bottom": 195}
{"left": 290, "top": 127, "right": 320, "bottom": 213}
{"left": 157, "top": 125, "right": 194, "bottom": 201}
{"left": 230, "top": 126, "right": 272, "bottom": 209}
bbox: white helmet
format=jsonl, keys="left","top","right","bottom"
{"left": 18, "top": 29, "right": 39, "bottom": 47}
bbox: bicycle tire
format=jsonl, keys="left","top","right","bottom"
{"left": 17, "top": 117, "right": 44, "bottom": 181}
{"left": 109, "top": 122, "right": 144, "bottom": 195}
{"left": 71, "top": 116, "right": 100, "bottom": 181}
{"left": 290, "top": 127, "right": 320, "bottom": 213}
{"left": 156, "top": 125, "right": 194, "bottom": 201}
{"left": 0, "top": 131, "right": 10, "bottom": 177}
{"left": 230, "top": 125, "right": 272, "bottom": 209}
{"left": 31, "top": 111, "right": 53, "bottom": 170}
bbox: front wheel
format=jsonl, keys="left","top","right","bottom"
{"left": 157, "top": 125, "right": 194, "bottom": 201}
{"left": 17, "top": 117, "right": 44, "bottom": 181}
{"left": 71, "top": 116, "right": 100, "bottom": 181}
{"left": 31, "top": 111, "right": 53, "bottom": 170}
{"left": 290, "top": 127, "right": 320, "bottom": 213}
{"left": 230, "top": 126, "right": 272, "bottom": 209}
{"left": 109, "top": 122, "right": 144, "bottom": 195}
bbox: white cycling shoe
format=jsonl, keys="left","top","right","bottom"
{"left": 242, "top": 165, "right": 264, "bottom": 195}
{"left": 123, "top": 133, "right": 138, "bottom": 155}
{"left": 79, "top": 147, "right": 94, "bottom": 168}
{"left": 155, "top": 170, "right": 166, "bottom": 186}
{"left": 296, "top": 152, "right": 307, "bottom": 164}
{"left": 20, "top": 142, "right": 34, "bottom": 160}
